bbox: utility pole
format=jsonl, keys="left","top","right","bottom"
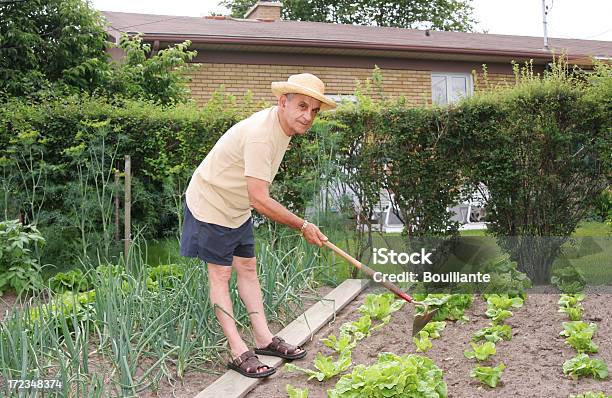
{"left": 542, "top": 0, "right": 550, "bottom": 50}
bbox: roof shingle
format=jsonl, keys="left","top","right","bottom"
{"left": 102, "top": 11, "right": 612, "bottom": 59}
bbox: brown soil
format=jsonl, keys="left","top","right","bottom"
{"left": 246, "top": 287, "right": 612, "bottom": 398}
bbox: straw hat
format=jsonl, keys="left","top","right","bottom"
{"left": 271, "top": 73, "right": 337, "bottom": 111}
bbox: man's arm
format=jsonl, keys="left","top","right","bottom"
{"left": 246, "top": 176, "right": 327, "bottom": 246}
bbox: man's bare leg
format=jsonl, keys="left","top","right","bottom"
{"left": 207, "top": 262, "right": 271, "bottom": 372}
{"left": 233, "top": 256, "right": 303, "bottom": 354}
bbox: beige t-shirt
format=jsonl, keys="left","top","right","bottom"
{"left": 185, "top": 106, "right": 291, "bottom": 228}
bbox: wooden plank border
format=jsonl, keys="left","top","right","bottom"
{"left": 194, "top": 278, "right": 370, "bottom": 398}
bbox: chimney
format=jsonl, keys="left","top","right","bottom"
{"left": 244, "top": 1, "right": 282, "bottom": 22}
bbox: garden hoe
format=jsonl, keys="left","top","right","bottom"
{"left": 324, "top": 241, "right": 437, "bottom": 336}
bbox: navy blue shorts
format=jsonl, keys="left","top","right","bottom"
{"left": 180, "top": 205, "right": 255, "bottom": 266}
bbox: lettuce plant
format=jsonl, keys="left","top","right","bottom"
{"left": 470, "top": 363, "right": 506, "bottom": 387}
{"left": 413, "top": 293, "right": 473, "bottom": 322}
{"left": 284, "top": 351, "right": 351, "bottom": 382}
{"left": 486, "top": 294, "right": 524, "bottom": 310}
{"left": 562, "top": 354, "right": 608, "bottom": 380}
{"left": 566, "top": 331, "right": 599, "bottom": 353}
{"left": 286, "top": 384, "right": 309, "bottom": 398}
{"left": 485, "top": 308, "right": 513, "bottom": 324}
{"left": 473, "top": 324, "right": 513, "bottom": 343}
{"left": 422, "top": 321, "right": 446, "bottom": 339}
{"left": 320, "top": 334, "right": 357, "bottom": 353}
{"left": 552, "top": 266, "right": 586, "bottom": 293}
{"left": 464, "top": 341, "right": 496, "bottom": 361}
{"left": 559, "top": 305, "right": 583, "bottom": 321}
{"left": 560, "top": 321, "right": 597, "bottom": 338}
{"left": 358, "top": 293, "right": 405, "bottom": 324}
{"left": 412, "top": 322, "right": 446, "bottom": 352}
{"left": 558, "top": 293, "right": 585, "bottom": 308}
{"left": 328, "top": 353, "right": 447, "bottom": 398}
{"left": 48, "top": 268, "right": 91, "bottom": 293}
{"left": 413, "top": 330, "right": 433, "bottom": 352}
{"left": 339, "top": 315, "right": 372, "bottom": 341}
{"left": 569, "top": 392, "right": 610, "bottom": 398}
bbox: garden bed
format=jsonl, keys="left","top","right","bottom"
{"left": 144, "top": 285, "right": 337, "bottom": 398}
{"left": 246, "top": 287, "right": 612, "bottom": 398}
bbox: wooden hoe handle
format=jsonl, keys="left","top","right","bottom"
{"left": 323, "top": 241, "right": 414, "bottom": 303}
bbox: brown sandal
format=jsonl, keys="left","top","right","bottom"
{"left": 255, "top": 336, "right": 307, "bottom": 360}
{"left": 227, "top": 350, "right": 276, "bottom": 378}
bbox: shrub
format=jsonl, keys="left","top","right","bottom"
{"left": 461, "top": 59, "right": 611, "bottom": 284}
{"left": 552, "top": 266, "right": 586, "bottom": 293}
{"left": 0, "top": 220, "right": 45, "bottom": 295}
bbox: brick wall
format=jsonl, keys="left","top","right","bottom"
{"left": 474, "top": 72, "right": 516, "bottom": 92}
{"left": 187, "top": 63, "right": 433, "bottom": 109}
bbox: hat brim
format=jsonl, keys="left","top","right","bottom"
{"left": 271, "top": 82, "right": 337, "bottom": 111}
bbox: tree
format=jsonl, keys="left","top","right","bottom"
{"left": 0, "top": 0, "right": 198, "bottom": 105}
{"left": 104, "top": 34, "right": 198, "bottom": 106}
{"left": 220, "top": 0, "right": 476, "bottom": 31}
{"left": 0, "top": 0, "right": 109, "bottom": 98}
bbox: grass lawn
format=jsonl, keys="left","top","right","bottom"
{"left": 457, "top": 221, "right": 611, "bottom": 237}
{"left": 457, "top": 221, "right": 612, "bottom": 285}
{"left": 144, "top": 236, "right": 183, "bottom": 266}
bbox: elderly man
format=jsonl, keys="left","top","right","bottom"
{"left": 180, "top": 73, "right": 336, "bottom": 378}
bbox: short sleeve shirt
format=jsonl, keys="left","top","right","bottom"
{"left": 185, "top": 106, "right": 291, "bottom": 228}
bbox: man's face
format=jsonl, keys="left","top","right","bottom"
{"left": 278, "top": 93, "right": 321, "bottom": 136}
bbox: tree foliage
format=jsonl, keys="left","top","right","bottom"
{"left": 220, "top": 0, "right": 476, "bottom": 31}
{"left": 102, "top": 34, "right": 198, "bottom": 105}
{"left": 461, "top": 60, "right": 611, "bottom": 283}
{"left": 0, "top": 0, "right": 109, "bottom": 97}
{"left": 0, "top": 0, "right": 197, "bottom": 104}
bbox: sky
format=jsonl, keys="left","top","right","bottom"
{"left": 91, "top": 0, "right": 612, "bottom": 42}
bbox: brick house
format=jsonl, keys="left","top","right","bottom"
{"left": 102, "top": 1, "right": 612, "bottom": 110}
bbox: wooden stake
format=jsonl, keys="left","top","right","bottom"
{"left": 124, "top": 155, "right": 131, "bottom": 260}
{"left": 115, "top": 170, "right": 120, "bottom": 242}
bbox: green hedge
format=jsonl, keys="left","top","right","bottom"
{"left": 0, "top": 95, "right": 240, "bottom": 264}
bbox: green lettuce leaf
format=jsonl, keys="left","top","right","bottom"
{"left": 413, "top": 330, "right": 433, "bottom": 352}
{"left": 560, "top": 321, "right": 597, "bottom": 338}
{"left": 284, "top": 351, "right": 351, "bottom": 381}
{"left": 470, "top": 363, "right": 506, "bottom": 387}
{"left": 473, "top": 324, "right": 513, "bottom": 343}
{"left": 286, "top": 384, "right": 309, "bottom": 398}
{"left": 486, "top": 294, "right": 524, "bottom": 310}
{"left": 485, "top": 308, "right": 513, "bottom": 324}
{"left": 563, "top": 354, "right": 609, "bottom": 380}
{"left": 464, "top": 341, "right": 497, "bottom": 361}
{"left": 328, "top": 353, "right": 447, "bottom": 398}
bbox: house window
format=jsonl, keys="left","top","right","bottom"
{"left": 326, "top": 94, "right": 357, "bottom": 104}
{"left": 431, "top": 73, "right": 473, "bottom": 105}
